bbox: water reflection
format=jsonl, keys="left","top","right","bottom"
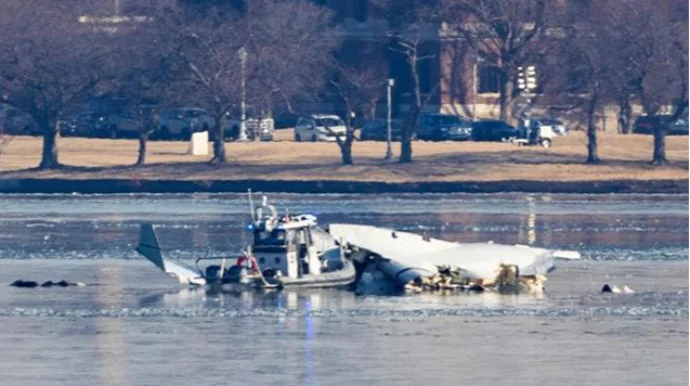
{"left": 304, "top": 297, "right": 314, "bottom": 386}
{"left": 0, "top": 193, "right": 686, "bottom": 260}
{"left": 96, "top": 266, "right": 127, "bottom": 386}
{"left": 135, "top": 287, "right": 546, "bottom": 314}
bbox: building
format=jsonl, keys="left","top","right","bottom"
{"left": 87, "top": 0, "right": 626, "bottom": 129}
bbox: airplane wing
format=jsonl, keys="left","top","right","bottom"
{"left": 136, "top": 224, "right": 206, "bottom": 286}
{"left": 329, "top": 224, "right": 579, "bottom": 286}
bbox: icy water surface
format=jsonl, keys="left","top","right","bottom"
{"left": 0, "top": 193, "right": 687, "bottom": 386}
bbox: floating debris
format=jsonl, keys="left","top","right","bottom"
{"left": 10, "top": 280, "right": 86, "bottom": 288}
{"left": 9, "top": 280, "right": 38, "bottom": 288}
{"left": 402, "top": 264, "right": 547, "bottom": 295}
{"left": 601, "top": 284, "right": 635, "bottom": 294}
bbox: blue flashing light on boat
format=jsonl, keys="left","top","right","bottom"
{"left": 246, "top": 223, "right": 255, "bottom": 231}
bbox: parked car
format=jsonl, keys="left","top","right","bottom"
{"left": 519, "top": 117, "right": 568, "bottom": 148}
{"left": 58, "top": 111, "right": 106, "bottom": 138}
{"left": 294, "top": 114, "right": 347, "bottom": 142}
{"left": 156, "top": 107, "right": 213, "bottom": 140}
{"left": 633, "top": 115, "right": 689, "bottom": 135}
{"left": 101, "top": 110, "right": 142, "bottom": 139}
{"left": 530, "top": 117, "right": 568, "bottom": 136}
{"left": 221, "top": 114, "right": 275, "bottom": 142}
{"left": 471, "top": 119, "right": 521, "bottom": 142}
{"left": 360, "top": 119, "right": 404, "bottom": 141}
{"left": 0, "top": 106, "right": 40, "bottom": 136}
{"left": 417, "top": 113, "right": 473, "bottom": 141}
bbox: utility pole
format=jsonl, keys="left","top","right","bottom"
{"left": 385, "top": 78, "right": 395, "bottom": 161}
{"left": 472, "top": 56, "right": 484, "bottom": 121}
{"left": 472, "top": 60, "right": 477, "bottom": 121}
{"left": 238, "top": 47, "right": 248, "bottom": 141}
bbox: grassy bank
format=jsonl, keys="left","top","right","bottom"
{"left": 0, "top": 131, "right": 686, "bottom": 193}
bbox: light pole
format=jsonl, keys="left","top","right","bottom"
{"left": 385, "top": 78, "right": 395, "bottom": 161}
{"left": 472, "top": 55, "right": 484, "bottom": 121}
{"left": 238, "top": 46, "right": 248, "bottom": 141}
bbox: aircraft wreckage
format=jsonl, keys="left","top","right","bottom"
{"left": 136, "top": 195, "right": 580, "bottom": 295}
{"left": 329, "top": 224, "right": 580, "bottom": 295}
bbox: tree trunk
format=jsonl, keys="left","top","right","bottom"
{"left": 399, "top": 118, "right": 414, "bottom": 163}
{"left": 209, "top": 115, "right": 226, "bottom": 164}
{"left": 39, "top": 122, "right": 59, "bottom": 170}
{"left": 586, "top": 94, "right": 600, "bottom": 164}
{"left": 399, "top": 53, "right": 422, "bottom": 164}
{"left": 136, "top": 132, "right": 148, "bottom": 166}
{"left": 341, "top": 137, "right": 353, "bottom": 165}
{"left": 651, "top": 125, "right": 668, "bottom": 165}
{"left": 617, "top": 98, "right": 632, "bottom": 134}
{"left": 332, "top": 123, "right": 354, "bottom": 165}
{"left": 498, "top": 68, "right": 510, "bottom": 122}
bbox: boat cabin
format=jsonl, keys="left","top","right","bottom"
{"left": 251, "top": 207, "right": 322, "bottom": 280}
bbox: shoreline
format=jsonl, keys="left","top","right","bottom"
{"left": 0, "top": 178, "right": 686, "bottom": 194}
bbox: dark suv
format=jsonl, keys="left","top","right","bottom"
{"left": 360, "top": 119, "right": 405, "bottom": 141}
{"left": 471, "top": 119, "right": 520, "bottom": 141}
{"left": 633, "top": 115, "right": 688, "bottom": 135}
{"left": 417, "top": 113, "right": 472, "bottom": 141}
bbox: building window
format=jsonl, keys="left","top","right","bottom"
{"left": 478, "top": 65, "right": 501, "bottom": 94}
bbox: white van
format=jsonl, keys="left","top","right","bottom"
{"left": 294, "top": 114, "right": 347, "bottom": 142}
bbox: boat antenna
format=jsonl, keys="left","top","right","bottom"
{"left": 248, "top": 189, "right": 256, "bottom": 221}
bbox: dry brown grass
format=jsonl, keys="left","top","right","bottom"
{"left": 0, "top": 130, "right": 687, "bottom": 182}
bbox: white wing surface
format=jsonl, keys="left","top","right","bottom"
{"left": 330, "top": 224, "right": 578, "bottom": 283}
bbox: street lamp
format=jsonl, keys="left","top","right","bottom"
{"left": 385, "top": 78, "right": 395, "bottom": 161}
{"left": 472, "top": 55, "right": 484, "bottom": 121}
{"left": 238, "top": 46, "right": 248, "bottom": 141}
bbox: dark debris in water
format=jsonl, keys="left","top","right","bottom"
{"left": 9, "top": 280, "right": 86, "bottom": 288}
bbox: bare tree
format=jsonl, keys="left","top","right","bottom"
{"left": 376, "top": 1, "right": 442, "bottom": 163}
{"left": 247, "top": 0, "right": 341, "bottom": 119}
{"left": 443, "top": 0, "right": 547, "bottom": 122}
{"left": 0, "top": 1, "right": 115, "bottom": 169}
{"left": 391, "top": 34, "right": 433, "bottom": 163}
{"left": 115, "top": 72, "right": 168, "bottom": 166}
{"left": 111, "top": 20, "right": 182, "bottom": 166}
{"left": 327, "top": 57, "right": 387, "bottom": 165}
{"left": 560, "top": 4, "right": 622, "bottom": 164}
{"left": 594, "top": 0, "right": 688, "bottom": 165}
{"left": 156, "top": 0, "right": 340, "bottom": 164}
{"left": 154, "top": 4, "right": 244, "bottom": 164}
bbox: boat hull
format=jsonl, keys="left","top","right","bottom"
{"left": 212, "top": 259, "right": 356, "bottom": 291}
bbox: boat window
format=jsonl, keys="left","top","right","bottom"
{"left": 285, "top": 229, "right": 297, "bottom": 247}
{"left": 297, "top": 230, "right": 306, "bottom": 245}
{"left": 254, "top": 229, "right": 286, "bottom": 246}
{"left": 259, "top": 257, "right": 265, "bottom": 264}
{"left": 274, "top": 257, "right": 281, "bottom": 265}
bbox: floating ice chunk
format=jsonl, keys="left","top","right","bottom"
{"left": 601, "top": 284, "right": 634, "bottom": 294}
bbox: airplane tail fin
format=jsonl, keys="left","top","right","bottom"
{"left": 136, "top": 224, "right": 206, "bottom": 286}
{"left": 137, "top": 224, "right": 165, "bottom": 271}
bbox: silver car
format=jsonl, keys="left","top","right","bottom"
{"left": 157, "top": 107, "right": 214, "bottom": 140}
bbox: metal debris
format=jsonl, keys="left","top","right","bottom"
{"left": 402, "top": 264, "right": 547, "bottom": 295}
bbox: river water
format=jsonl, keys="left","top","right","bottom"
{"left": 0, "top": 193, "right": 686, "bottom": 385}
